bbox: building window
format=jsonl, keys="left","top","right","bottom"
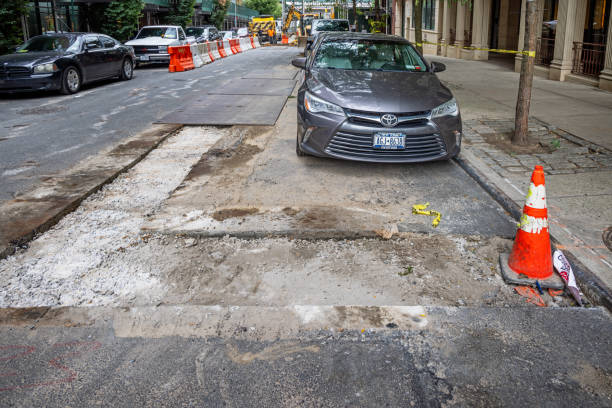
{"left": 412, "top": 0, "right": 436, "bottom": 30}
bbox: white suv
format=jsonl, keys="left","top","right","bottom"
{"left": 125, "top": 26, "right": 188, "bottom": 65}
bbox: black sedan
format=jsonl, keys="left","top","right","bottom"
{"left": 0, "top": 33, "right": 135, "bottom": 94}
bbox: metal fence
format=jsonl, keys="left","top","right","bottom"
{"left": 572, "top": 42, "right": 606, "bottom": 77}
{"left": 535, "top": 37, "right": 555, "bottom": 66}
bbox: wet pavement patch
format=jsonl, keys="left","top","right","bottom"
{"left": 212, "top": 208, "right": 259, "bottom": 221}
{"left": 18, "top": 105, "right": 67, "bottom": 115}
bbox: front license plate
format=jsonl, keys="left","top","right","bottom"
{"left": 373, "top": 133, "right": 405, "bottom": 150}
{"left": 139, "top": 55, "right": 150, "bottom": 61}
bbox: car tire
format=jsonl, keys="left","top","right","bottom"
{"left": 60, "top": 66, "right": 81, "bottom": 95}
{"left": 120, "top": 58, "right": 133, "bottom": 80}
{"left": 296, "top": 129, "right": 306, "bottom": 157}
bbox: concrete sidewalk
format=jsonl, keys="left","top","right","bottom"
{"left": 434, "top": 56, "right": 612, "bottom": 306}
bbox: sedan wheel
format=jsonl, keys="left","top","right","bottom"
{"left": 120, "top": 58, "right": 133, "bottom": 80}
{"left": 61, "top": 67, "right": 81, "bottom": 94}
{"left": 296, "top": 129, "right": 306, "bottom": 157}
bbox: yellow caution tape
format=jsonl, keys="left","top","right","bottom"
{"left": 414, "top": 41, "right": 536, "bottom": 57}
{"left": 412, "top": 202, "right": 441, "bottom": 228}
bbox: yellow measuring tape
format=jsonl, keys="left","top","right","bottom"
{"left": 414, "top": 41, "right": 536, "bottom": 57}
{"left": 412, "top": 203, "right": 442, "bottom": 228}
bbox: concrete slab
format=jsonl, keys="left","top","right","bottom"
{"left": 208, "top": 78, "right": 296, "bottom": 96}
{"left": 145, "top": 97, "right": 517, "bottom": 239}
{"left": 157, "top": 94, "right": 289, "bottom": 126}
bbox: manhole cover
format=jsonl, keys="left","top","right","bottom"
{"left": 604, "top": 227, "right": 612, "bottom": 252}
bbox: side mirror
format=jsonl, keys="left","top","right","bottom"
{"left": 431, "top": 61, "right": 446, "bottom": 72}
{"left": 291, "top": 57, "right": 306, "bottom": 69}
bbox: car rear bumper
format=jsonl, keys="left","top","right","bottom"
{"left": 0, "top": 72, "right": 62, "bottom": 93}
{"left": 297, "top": 101, "right": 462, "bottom": 163}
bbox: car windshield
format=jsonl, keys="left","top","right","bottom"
{"left": 137, "top": 27, "right": 177, "bottom": 39}
{"left": 313, "top": 39, "right": 427, "bottom": 72}
{"left": 16, "top": 36, "right": 73, "bottom": 53}
{"left": 314, "top": 20, "right": 349, "bottom": 32}
{"left": 185, "top": 27, "right": 204, "bottom": 37}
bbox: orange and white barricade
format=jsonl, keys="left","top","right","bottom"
{"left": 197, "top": 43, "right": 213, "bottom": 65}
{"left": 208, "top": 41, "right": 220, "bottom": 60}
{"left": 190, "top": 44, "right": 204, "bottom": 67}
{"left": 217, "top": 40, "right": 227, "bottom": 58}
{"left": 168, "top": 45, "right": 195, "bottom": 72}
{"left": 240, "top": 37, "right": 252, "bottom": 51}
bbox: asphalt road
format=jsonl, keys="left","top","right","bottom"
{"left": 0, "top": 46, "right": 300, "bottom": 202}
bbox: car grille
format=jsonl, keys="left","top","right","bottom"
{"left": 132, "top": 46, "right": 160, "bottom": 54}
{"left": 346, "top": 109, "right": 430, "bottom": 128}
{"left": 0, "top": 66, "right": 31, "bottom": 78}
{"left": 325, "top": 131, "right": 447, "bottom": 160}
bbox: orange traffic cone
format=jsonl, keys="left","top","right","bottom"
{"left": 499, "top": 165, "right": 564, "bottom": 289}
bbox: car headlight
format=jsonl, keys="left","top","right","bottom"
{"left": 158, "top": 45, "right": 168, "bottom": 52}
{"left": 431, "top": 97, "right": 459, "bottom": 118}
{"left": 33, "top": 62, "right": 58, "bottom": 74}
{"left": 304, "top": 91, "right": 345, "bottom": 116}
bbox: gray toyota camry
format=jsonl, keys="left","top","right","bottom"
{"left": 292, "top": 32, "right": 462, "bottom": 163}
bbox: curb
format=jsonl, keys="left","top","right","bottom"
{"left": 0, "top": 124, "right": 182, "bottom": 261}
{"left": 455, "top": 153, "right": 612, "bottom": 312}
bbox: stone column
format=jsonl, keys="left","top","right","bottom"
{"left": 599, "top": 15, "right": 612, "bottom": 91}
{"left": 454, "top": 2, "right": 465, "bottom": 59}
{"left": 515, "top": 0, "right": 527, "bottom": 72}
{"left": 573, "top": 0, "right": 587, "bottom": 43}
{"left": 549, "top": 0, "right": 578, "bottom": 81}
{"left": 497, "top": 0, "right": 510, "bottom": 50}
{"left": 441, "top": 0, "right": 452, "bottom": 56}
{"left": 469, "top": 0, "right": 492, "bottom": 60}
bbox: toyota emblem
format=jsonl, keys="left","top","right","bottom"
{"left": 381, "top": 114, "right": 398, "bottom": 127}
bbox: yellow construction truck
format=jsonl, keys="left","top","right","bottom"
{"left": 249, "top": 15, "right": 276, "bottom": 43}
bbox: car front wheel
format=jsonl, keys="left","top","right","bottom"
{"left": 60, "top": 66, "right": 81, "bottom": 94}
{"left": 120, "top": 58, "right": 133, "bottom": 80}
{"left": 296, "top": 128, "right": 306, "bottom": 157}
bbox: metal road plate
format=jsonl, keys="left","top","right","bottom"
{"left": 207, "top": 78, "right": 296, "bottom": 96}
{"left": 157, "top": 94, "right": 288, "bottom": 126}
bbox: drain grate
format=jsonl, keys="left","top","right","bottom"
{"left": 604, "top": 227, "right": 612, "bottom": 252}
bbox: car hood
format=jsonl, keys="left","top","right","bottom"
{"left": 0, "top": 51, "right": 61, "bottom": 67}
{"left": 307, "top": 68, "right": 453, "bottom": 113}
{"left": 125, "top": 37, "right": 177, "bottom": 46}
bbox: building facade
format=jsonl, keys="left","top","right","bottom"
{"left": 22, "top": 0, "right": 258, "bottom": 38}
{"left": 391, "top": 0, "right": 612, "bottom": 91}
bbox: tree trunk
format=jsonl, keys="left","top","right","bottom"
{"left": 513, "top": 0, "right": 537, "bottom": 145}
{"left": 414, "top": 0, "right": 422, "bottom": 54}
{"left": 353, "top": 0, "right": 357, "bottom": 29}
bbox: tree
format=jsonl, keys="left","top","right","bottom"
{"left": 103, "top": 0, "right": 144, "bottom": 42}
{"left": 245, "top": 0, "right": 281, "bottom": 18}
{"left": 513, "top": 0, "right": 536, "bottom": 144}
{"left": 211, "top": 0, "right": 229, "bottom": 30}
{"left": 0, "top": 0, "right": 28, "bottom": 54}
{"left": 164, "top": 0, "right": 197, "bottom": 27}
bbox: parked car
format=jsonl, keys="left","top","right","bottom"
{"left": 220, "top": 31, "right": 234, "bottom": 40}
{"left": 125, "top": 25, "right": 188, "bottom": 65}
{"left": 291, "top": 32, "right": 461, "bottom": 163}
{"left": 185, "top": 26, "right": 221, "bottom": 43}
{"left": 306, "top": 18, "right": 350, "bottom": 54}
{"left": 235, "top": 27, "right": 249, "bottom": 37}
{"left": 0, "top": 32, "right": 134, "bottom": 94}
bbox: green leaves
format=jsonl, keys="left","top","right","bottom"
{"left": 0, "top": 0, "right": 28, "bottom": 54}
{"left": 103, "top": 0, "right": 144, "bottom": 42}
{"left": 164, "top": 0, "right": 197, "bottom": 27}
{"left": 245, "top": 0, "right": 281, "bottom": 19}
{"left": 211, "top": 0, "right": 230, "bottom": 30}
